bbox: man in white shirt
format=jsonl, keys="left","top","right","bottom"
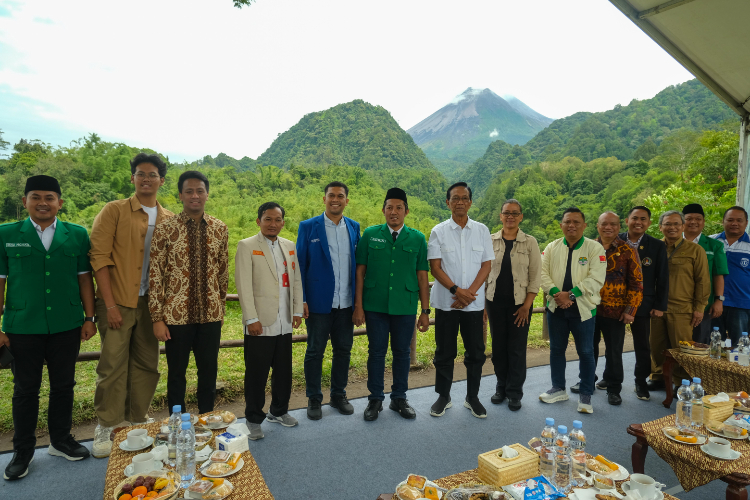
{"left": 427, "top": 182, "right": 493, "bottom": 418}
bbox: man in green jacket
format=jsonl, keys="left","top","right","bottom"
{"left": 0, "top": 175, "right": 97, "bottom": 481}
{"left": 353, "top": 188, "right": 431, "bottom": 421}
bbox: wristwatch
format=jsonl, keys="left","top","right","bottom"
{"left": 449, "top": 285, "right": 458, "bottom": 294}
{"left": 84, "top": 316, "right": 97, "bottom": 323}
{"left": 421, "top": 308, "right": 431, "bottom": 315}
{"left": 717, "top": 295, "right": 725, "bottom": 302}
{"left": 568, "top": 292, "right": 577, "bottom": 302}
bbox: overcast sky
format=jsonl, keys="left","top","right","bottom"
{"left": 0, "top": 0, "right": 693, "bottom": 163}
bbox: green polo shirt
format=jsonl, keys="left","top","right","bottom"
{"left": 695, "top": 233, "right": 729, "bottom": 311}
{"left": 355, "top": 223, "right": 429, "bottom": 315}
{"left": 0, "top": 218, "right": 92, "bottom": 335}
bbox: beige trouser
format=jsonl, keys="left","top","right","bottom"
{"left": 650, "top": 312, "right": 693, "bottom": 386}
{"left": 94, "top": 296, "right": 160, "bottom": 427}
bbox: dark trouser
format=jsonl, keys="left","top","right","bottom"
{"left": 486, "top": 299, "right": 529, "bottom": 400}
{"left": 631, "top": 315, "right": 651, "bottom": 386}
{"left": 433, "top": 309, "right": 485, "bottom": 399}
{"left": 7, "top": 327, "right": 81, "bottom": 451}
{"left": 547, "top": 312, "right": 596, "bottom": 396}
{"left": 164, "top": 322, "right": 222, "bottom": 414}
{"left": 365, "top": 311, "right": 415, "bottom": 401}
{"left": 592, "top": 316, "right": 626, "bottom": 394}
{"left": 713, "top": 306, "right": 750, "bottom": 347}
{"left": 244, "top": 333, "right": 292, "bottom": 424}
{"left": 692, "top": 313, "right": 713, "bottom": 344}
{"left": 303, "top": 307, "right": 354, "bottom": 402}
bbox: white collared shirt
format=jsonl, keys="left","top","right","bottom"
{"left": 427, "top": 217, "right": 493, "bottom": 312}
{"left": 684, "top": 232, "right": 701, "bottom": 244}
{"left": 389, "top": 224, "right": 404, "bottom": 240}
{"left": 323, "top": 212, "right": 352, "bottom": 308}
{"left": 245, "top": 236, "right": 292, "bottom": 336}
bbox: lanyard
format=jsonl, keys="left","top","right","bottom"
{"left": 667, "top": 239, "right": 685, "bottom": 260}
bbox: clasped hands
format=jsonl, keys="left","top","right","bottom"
{"left": 451, "top": 287, "right": 477, "bottom": 310}
{"left": 552, "top": 291, "right": 574, "bottom": 309}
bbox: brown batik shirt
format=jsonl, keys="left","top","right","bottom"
{"left": 596, "top": 236, "right": 644, "bottom": 319}
{"left": 149, "top": 211, "right": 228, "bottom": 325}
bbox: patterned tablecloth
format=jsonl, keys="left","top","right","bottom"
{"left": 642, "top": 414, "right": 750, "bottom": 492}
{"left": 103, "top": 419, "right": 274, "bottom": 500}
{"left": 670, "top": 348, "right": 750, "bottom": 395}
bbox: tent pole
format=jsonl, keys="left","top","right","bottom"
{"left": 737, "top": 115, "right": 750, "bottom": 212}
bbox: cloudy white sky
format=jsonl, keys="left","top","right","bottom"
{"left": 0, "top": 0, "right": 693, "bottom": 163}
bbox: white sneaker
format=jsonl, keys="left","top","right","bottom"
{"left": 92, "top": 425, "right": 114, "bottom": 458}
{"left": 577, "top": 395, "right": 594, "bottom": 414}
{"left": 266, "top": 413, "right": 298, "bottom": 427}
{"left": 539, "top": 387, "right": 569, "bottom": 404}
{"left": 248, "top": 423, "right": 264, "bottom": 440}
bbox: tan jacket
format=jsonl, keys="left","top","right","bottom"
{"left": 235, "top": 233, "right": 303, "bottom": 326}
{"left": 486, "top": 228, "right": 542, "bottom": 305}
{"left": 663, "top": 237, "right": 710, "bottom": 314}
{"left": 89, "top": 195, "right": 174, "bottom": 308}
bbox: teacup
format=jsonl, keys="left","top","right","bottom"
{"left": 707, "top": 436, "right": 732, "bottom": 457}
{"left": 629, "top": 473, "right": 657, "bottom": 499}
{"left": 131, "top": 452, "right": 155, "bottom": 475}
{"left": 126, "top": 428, "right": 149, "bottom": 449}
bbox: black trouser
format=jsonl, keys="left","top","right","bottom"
{"left": 592, "top": 316, "right": 626, "bottom": 394}
{"left": 244, "top": 333, "right": 292, "bottom": 424}
{"left": 7, "top": 327, "right": 81, "bottom": 451}
{"left": 631, "top": 315, "right": 651, "bottom": 386}
{"left": 692, "top": 313, "right": 712, "bottom": 344}
{"left": 433, "top": 309, "right": 485, "bottom": 399}
{"left": 164, "top": 322, "right": 222, "bottom": 414}
{"left": 486, "top": 299, "right": 530, "bottom": 400}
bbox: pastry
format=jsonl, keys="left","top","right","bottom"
{"left": 221, "top": 410, "right": 235, "bottom": 423}
{"left": 586, "top": 458, "right": 610, "bottom": 475}
{"left": 595, "top": 455, "right": 618, "bottom": 471}
{"left": 595, "top": 495, "right": 618, "bottom": 500}
{"left": 203, "top": 482, "right": 233, "bottom": 500}
{"left": 205, "top": 463, "right": 233, "bottom": 476}
{"left": 396, "top": 484, "right": 422, "bottom": 500}
{"left": 226, "top": 452, "right": 242, "bottom": 468}
{"left": 663, "top": 426, "right": 680, "bottom": 438}
{"left": 424, "top": 486, "right": 440, "bottom": 500}
{"left": 406, "top": 474, "right": 427, "bottom": 489}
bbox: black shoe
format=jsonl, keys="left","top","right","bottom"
{"left": 570, "top": 383, "right": 580, "bottom": 394}
{"left": 595, "top": 380, "right": 608, "bottom": 390}
{"left": 364, "top": 399, "right": 383, "bottom": 421}
{"left": 646, "top": 379, "right": 665, "bottom": 391}
{"left": 48, "top": 436, "right": 90, "bottom": 461}
{"left": 329, "top": 395, "right": 354, "bottom": 415}
{"left": 634, "top": 383, "right": 650, "bottom": 401}
{"left": 491, "top": 390, "right": 506, "bottom": 405}
{"left": 508, "top": 399, "right": 522, "bottom": 411}
{"left": 607, "top": 392, "right": 622, "bottom": 406}
{"left": 430, "top": 395, "right": 452, "bottom": 417}
{"left": 307, "top": 398, "right": 322, "bottom": 420}
{"left": 389, "top": 398, "right": 416, "bottom": 419}
{"left": 463, "top": 396, "right": 487, "bottom": 418}
{"left": 3, "top": 449, "right": 34, "bottom": 480}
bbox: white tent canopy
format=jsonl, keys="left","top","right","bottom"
{"left": 609, "top": 0, "right": 750, "bottom": 211}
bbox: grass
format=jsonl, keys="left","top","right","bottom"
{"left": 0, "top": 296, "right": 548, "bottom": 434}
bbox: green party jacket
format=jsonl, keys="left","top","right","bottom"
{"left": 355, "top": 223, "right": 429, "bottom": 316}
{"left": 0, "top": 218, "right": 92, "bottom": 334}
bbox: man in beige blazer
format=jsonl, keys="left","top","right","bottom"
{"left": 235, "top": 202, "right": 303, "bottom": 440}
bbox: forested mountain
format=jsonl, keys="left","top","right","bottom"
{"left": 460, "top": 79, "right": 739, "bottom": 196}
{"left": 407, "top": 88, "right": 552, "bottom": 175}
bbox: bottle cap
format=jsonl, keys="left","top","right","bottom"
{"left": 181, "top": 422, "right": 190, "bottom": 430}
{"left": 693, "top": 377, "right": 701, "bottom": 384}
{"left": 682, "top": 379, "right": 690, "bottom": 386}
{"left": 173, "top": 405, "right": 181, "bottom": 413}
{"left": 743, "top": 332, "right": 749, "bottom": 336}
{"left": 713, "top": 327, "right": 720, "bottom": 331}
{"left": 558, "top": 425, "right": 567, "bottom": 434}
{"left": 573, "top": 420, "right": 582, "bottom": 429}
{"left": 181, "top": 414, "right": 191, "bottom": 421}
{"left": 546, "top": 418, "right": 555, "bottom": 426}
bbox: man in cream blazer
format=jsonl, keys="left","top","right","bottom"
{"left": 235, "top": 202, "right": 303, "bottom": 440}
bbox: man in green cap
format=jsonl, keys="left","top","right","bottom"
{"left": 0, "top": 175, "right": 97, "bottom": 481}
{"left": 353, "top": 187, "right": 431, "bottom": 421}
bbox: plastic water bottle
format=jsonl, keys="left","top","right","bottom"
{"left": 180, "top": 413, "right": 194, "bottom": 433}
{"left": 554, "top": 425, "right": 572, "bottom": 493}
{"left": 710, "top": 327, "right": 722, "bottom": 359}
{"left": 539, "top": 418, "right": 557, "bottom": 482}
{"left": 676, "top": 379, "right": 693, "bottom": 430}
{"left": 569, "top": 420, "right": 586, "bottom": 486}
{"left": 167, "top": 405, "right": 181, "bottom": 467}
{"left": 738, "top": 332, "right": 750, "bottom": 367}
{"left": 176, "top": 421, "right": 196, "bottom": 489}
{"left": 689, "top": 377, "right": 705, "bottom": 430}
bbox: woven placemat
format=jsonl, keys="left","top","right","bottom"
{"left": 103, "top": 418, "right": 274, "bottom": 500}
{"left": 642, "top": 414, "right": 750, "bottom": 492}
{"left": 670, "top": 348, "right": 750, "bottom": 395}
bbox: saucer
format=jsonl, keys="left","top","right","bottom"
{"left": 124, "top": 464, "right": 166, "bottom": 477}
{"left": 621, "top": 481, "right": 664, "bottom": 500}
{"left": 700, "top": 444, "right": 741, "bottom": 460}
{"left": 119, "top": 436, "right": 155, "bottom": 452}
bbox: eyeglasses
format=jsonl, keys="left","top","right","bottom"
{"left": 135, "top": 172, "right": 160, "bottom": 179}
{"left": 562, "top": 221, "right": 583, "bottom": 226}
{"left": 450, "top": 196, "right": 471, "bottom": 203}
{"left": 661, "top": 223, "right": 683, "bottom": 228}
{"left": 501, "top": 212, "right": 521, "bottom": 217}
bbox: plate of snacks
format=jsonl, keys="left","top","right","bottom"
{"left": 186, "top": 478, "right": 234, "bottom": 500}
{"left": 199, "top": 411, "right": 236, "bottom": 429}
{"left": 706, "top": 421, "right": 749, "bottom": 440}
{"left": 678, "top": 341, "right": 709, "bottom": 356}
{"left": 585, "top": 455, "right": 629, "bottom": 481}
{"left": 200, "top": 451, "right": 244, "bottom": 478}
{"left": 394, "top": 474, "right": 447, "bottom": 500}
{"left": 112, "top": 471, "right": 177, "bottom": 500}
{"left": 662, "top": 426, "right": 707, "bottom": 445}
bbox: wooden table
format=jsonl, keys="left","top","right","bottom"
{"left": 628, "top": 420, "right": 750, "bottom": 500}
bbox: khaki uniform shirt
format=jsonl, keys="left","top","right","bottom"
{"left": 664, "top": 237, "right": 710, "bottom": 314}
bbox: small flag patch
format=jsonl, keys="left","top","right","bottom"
{"left": 289, "top": 250, "right": 295, "bottom": 255}
{"left": 599, "top": 255, "right": 606, "bottom": 262}
{"left": 253, "top": 250, "right": 264, "bottom": 256}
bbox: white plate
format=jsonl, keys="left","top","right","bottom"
{"left": 119, "top": 436, "right": 155, "bottom": 452}
{"left": 207, "top": 416, "right": 237, "bottom": 430}
{"left": 707, "top": 427, "right": 749, "bottom": 441}
{"left": 586, "top": 461, "right": 629, "bottom": 481}
{"left": 124, "top": 464, "right": 166, "bottom": 477}
{"left": 621, "top": 481, "right": 664, "bottom": 500}
{"left": 571, "top": 488, "right": 624, "bottom": 499}
{"left": 186, "top": 479, "right": 234, "bottom": 500}
{"left": 661, "top": 428, "right": 706, "bottom": 445}
{"left": 394, "top": 480, "right": 445, "bottom": 499}
{"left": 700, "top": 444, "right": 742, "bottom": 460}
{"left": 201, "top": 457, "right": 244, "bottom": 477}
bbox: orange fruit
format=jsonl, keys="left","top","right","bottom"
{"left": 119, "top": 495, "right": 133, "bottom": 500}
{"left": 132, "top": 486, "right": 148, "bottom": 497}
{"left": 739, "top": 391, "right": 749, "bottom": 398}
{"left": 146, "top": 492, "right": 158, "bottom": 498}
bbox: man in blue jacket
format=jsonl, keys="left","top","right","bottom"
{"left": 296, "top": 182, "right": 360, "bottom": 420}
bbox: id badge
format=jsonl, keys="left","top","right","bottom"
{"left": 282, "top": 272, "right": 290, "bottom": 287}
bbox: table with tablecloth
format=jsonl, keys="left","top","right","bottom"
{"left": 102, "top": 418, "right": 274, "bottom": 500}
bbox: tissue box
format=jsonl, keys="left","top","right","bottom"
{"left": 478, "top": 444, "right": 539, "bottom": 487}
{"left": 215, "top": 432, "right": 249, "bottom": 453}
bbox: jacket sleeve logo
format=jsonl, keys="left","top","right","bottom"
{"left": 253, "top": 250, "right": 264, "bottom": 256}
